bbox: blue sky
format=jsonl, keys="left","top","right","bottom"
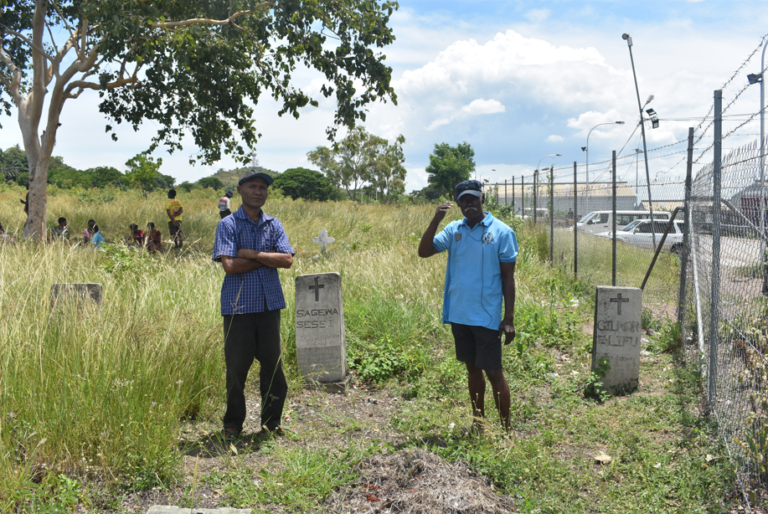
{"left": 2, "top": 0, "right": 768, "bottom": 191}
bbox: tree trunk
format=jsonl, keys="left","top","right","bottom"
{"left": 24, "top": 158, "right": 50, "bottom": 239}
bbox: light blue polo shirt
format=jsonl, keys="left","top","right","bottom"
{"left": 433, "top": 212, "right": 519, "bottom": 330}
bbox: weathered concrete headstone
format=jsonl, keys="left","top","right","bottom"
{"left": 311, "top": 228, "right": 335, "bottom": 253}
{"left": 50, "top": 283, "right": 103, "bottom": 309}
{"left": 591, "top": 286, "right": 642, "bottom": 394}
{"left": 147, "top": 507, "right": 251, "bottom": 514}
{"left": 295, "top": 272, "right": 347, "bottom": 390}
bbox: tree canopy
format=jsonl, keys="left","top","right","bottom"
{"left": 307, "top": 126, "right": 406, "bottom": 201}
{"left": 425, "top": 142, "right": 475, "bottom": 200}
{"left": 272, "top": 167, "right": 341, "bottom": 201}
{"left": 1, "top": 0, "right": 399, "bottom": 238}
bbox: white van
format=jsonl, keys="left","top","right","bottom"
{"left": 576, "top": 210, "right": 671, "bottom": 235}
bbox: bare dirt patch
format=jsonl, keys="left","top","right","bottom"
{"left": 325, "top": 449, "right": 515, "bottom": 514}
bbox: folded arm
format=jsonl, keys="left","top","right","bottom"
{"left": 237, "top": 249, "right": 294, "bottom": 269}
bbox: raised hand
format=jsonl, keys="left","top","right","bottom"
{"left": 434, "top": 201, "right": 453, "bottom": 222}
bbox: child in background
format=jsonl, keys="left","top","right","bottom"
{"left": 51, "top": 217, "right": 69, "bottom": 240}
{"left": 91, "top": 225, "right": 105, "bottom": 248}
{"left": 129, "top": 223, "right": 144, "bottom": 246}
{"left": 83, "top": 219, "right": 95, "bottom": 243}
{"left": 146, "top": 222, "right": 163, "bottom": 252}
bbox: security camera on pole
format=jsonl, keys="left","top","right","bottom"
{"left": 622, "top": 32, "right": 659, "bottom": 250}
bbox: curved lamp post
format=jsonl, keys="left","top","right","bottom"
{"left": 623, "top": 32, "right": 658, "bottom": 248}
{"left": 582, "top": 121, "right": 624, "bottom": 216}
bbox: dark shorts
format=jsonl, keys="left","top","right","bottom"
{"left": 220, "top": 210, "right": 232, "bottom": 219}
{"left": 451, "top": 323, "right": 503, "bottom": 370}
{"left": 168, "top": 221, "right": 182, "bottom": 236}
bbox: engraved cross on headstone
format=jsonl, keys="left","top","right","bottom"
{"left": 610, "top": 293, "right": 630, "bottom": 315}
{"left": 309, "top": 276, "right": 324, "bottom": 301}
{"left": 312, "top": 228, "right": 335, "bottom": 253}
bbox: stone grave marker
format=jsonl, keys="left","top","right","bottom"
{"left": 50, "top": 283, "right": 103, "bottom": 309}
{"left": 294, "top": 272, "right": 348, "bottom": 390}
{"left": 591, "top": 286, "right": 642, "bottom": 394}
{"left": 311, "top": 228, "right": 335, "bottom": 253}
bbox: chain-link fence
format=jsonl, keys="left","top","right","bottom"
{"left": 687, "top": 138, "right": 768, "bottom": 499}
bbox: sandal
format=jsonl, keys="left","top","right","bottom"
{"left": 221, "top": 427, "right": 241, "bottom": 442}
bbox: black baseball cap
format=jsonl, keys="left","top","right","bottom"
{"left": 225, "top": 190, "right": 234, "bottom": 197}
{"left": 238, "top": 169, "right": 274, "bottom": 186}
{"left": 455, "top": 180, "right": 483, "bottom": 200}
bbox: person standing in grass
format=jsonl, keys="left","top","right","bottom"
{"left": 219, "top": 190, "right": 234, "bottom": 219}
{"left": 165, "top": 189, "right": 184, "bottom": 249}
{"left": 418, "top": 179, "right": 518, "bottom": 433}
{"left": 212, "top": 169, "right": 295, "bottom": 441}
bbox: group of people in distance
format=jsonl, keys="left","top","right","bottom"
{"left": 30, "top": 189, "right": 185, "bottom": 250}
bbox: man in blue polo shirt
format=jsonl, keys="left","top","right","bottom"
{"left": 212, "top": 169, "right": 295, "bottom": 441}
{"left": 418, "top": 179, "right": 518, "bottom": 432}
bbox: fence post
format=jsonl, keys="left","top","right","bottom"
{"left": 534, "top": 170, "right": 538, "bottom": 224}
{"left": 550, "top": 165, "right": 554, "bottom": 266}
{"left": 573, "top": 162, "right": 578, "bottom": 277}
{"left": 522, "top": 175, "right": 525, "bottom": 220}
{"left": 505, "top": 180, "right": 508, "bottom": 206}
{"left": 496, "top": 184, "right": 499, "bottom": 204}
{"left": 677, "top": 127, "right": 695, "bottom": 342}
{"left": 512, "top": 177, "right": 515, "bottom": 212}
{"left": 709, "top": 90, "right": 723, "bottom": 405}
{"left": 612, "top": 150, "right": 617, "bottom": 286}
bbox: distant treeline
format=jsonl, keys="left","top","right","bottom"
{"left": 0, "top": 145, "right": 175, "bottom": 190}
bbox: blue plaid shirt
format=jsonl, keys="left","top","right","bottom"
{"left": 212, "top": 207, "right": 295, "bottom": 315}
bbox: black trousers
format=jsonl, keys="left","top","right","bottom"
{"left": 223, "top": 310, "right": 287, "bottom": 432}
{"left": 219, "top": 210, "right": 231, "bottom": 219}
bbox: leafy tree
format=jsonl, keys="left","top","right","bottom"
{"left": 0, "top": 145, "right": 29, "bottom": 181}
{"left": 198, "top": 176, "right": 225, "bottom": 190}
{"left": 425, "top": 142, "right": 475, "bottom": 200}
{"left": 272, "top": 167, "right": 339, "bottom": 201}
{"left": 410, "top": 183, "right": 448, "bottom": 201}
{"left": 307, "top": 127, "right": 406, "bottom": 201}
{"left": 84, "top": 166, "right": 125, "bottom": 188}
{"left": 154, "top": 172, "right": 175, "bottom": 190}
{"left": 368, "top": 134, "right": 406, "bottom": 202}
{"left": 125, "top": 154, "right": 162, "bottom": 192}
{"left": 178, "top": 181, "right": 197, "bottom": 193}
{"left": 1, "top": 1, "right": 398, "bottom": 239}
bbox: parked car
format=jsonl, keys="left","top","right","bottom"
{"left": 575, "top": 210, "right": 672, "bottom": 235}
{"left": 597, "top": 219, "right": 685, "bottom": 253}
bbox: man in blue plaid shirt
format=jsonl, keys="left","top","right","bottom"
{"left": 212, "top": 169, "right": 295, "bottom": 440}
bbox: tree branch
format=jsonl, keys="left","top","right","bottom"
{"left": 0, "top": 43, "right": 23, "bottom": 105}
{"left": 3, "top": 28, "right": 56, "bottom": 63}
{"left": 150, "top": 3, "right": 272, "bottom": 29}
{"left": 49, "top": 0, "right": 78, "bottom": 52}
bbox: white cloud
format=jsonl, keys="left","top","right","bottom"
{"left": 547, "top": 135, "right": 564, "bottom": 143}
{"left": 427, "top": 98, "right": 505, "bottom": 130}
{"left": 462, "top": 98, "right": 505, "bottom": 116}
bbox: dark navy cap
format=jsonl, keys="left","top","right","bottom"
{"left": 225, "top": 190, "right": 234, "bottom": 197}
{"left": 455, "top": 179, "right": 483, "bottom": 200}
{"left": 238, "top": 169, "right": 274, "bottom": 186}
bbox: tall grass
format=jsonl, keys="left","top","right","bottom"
{"left": 0, "top": 187, "right": 583, "bottom": 508}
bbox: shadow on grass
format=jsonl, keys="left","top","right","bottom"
{"left": 179, "top": 430, "right": 275, "bottom": 458}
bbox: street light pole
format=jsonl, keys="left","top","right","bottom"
{"left": 535, "top": 154, "right": 562, "bottom": 224}
{"left": 583, "top": 122, "right": 624, "bottom": 216}
{"left": 623, "top": 32, "right": 657, "bottom": 249}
